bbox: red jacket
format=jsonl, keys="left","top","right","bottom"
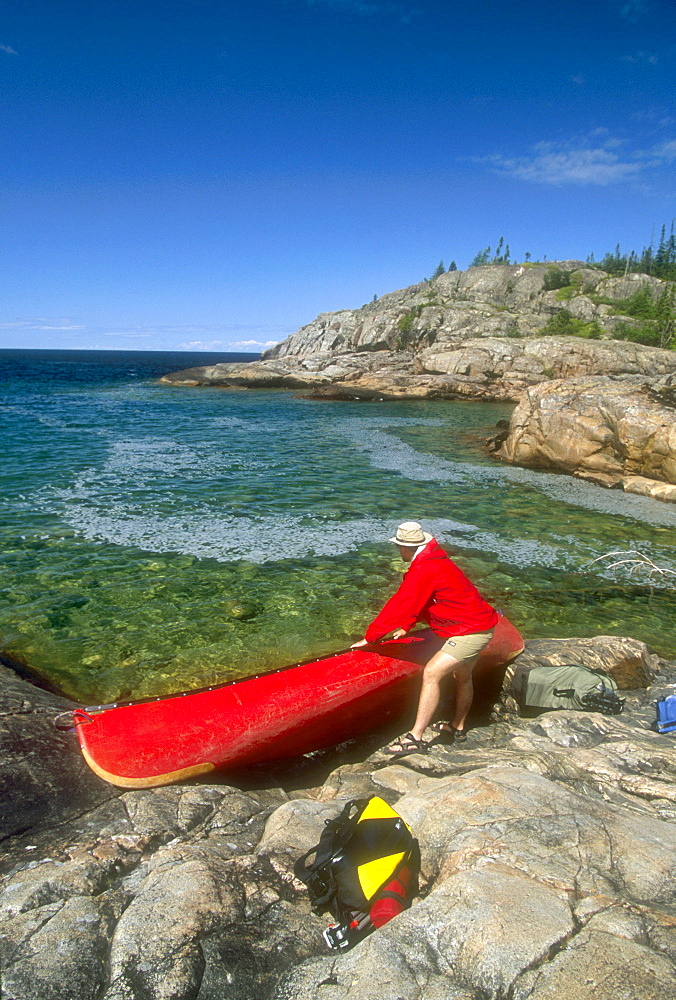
{"left": 365, "top": 539, "right": 498, "bottom": 642}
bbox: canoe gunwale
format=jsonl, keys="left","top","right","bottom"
{"left": 79, "top": 638, "right": 422, "bottom": 715}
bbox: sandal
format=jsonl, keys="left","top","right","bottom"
{"left": 430, "top": 721, "right": 467, "bottom": 742}
{"left": 385, "top": 732, "right": 428, "bottom": 757}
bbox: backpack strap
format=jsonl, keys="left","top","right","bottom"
{"left": 293, "top": 798, "right": 370, "bottom": 903}
{"left": 376, "top": 889, "right": 408, "bottom": 905}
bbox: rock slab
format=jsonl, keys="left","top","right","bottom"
{"left": 495, "top": 373, "right": 676, "bottom": 488}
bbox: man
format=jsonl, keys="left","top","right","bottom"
{"left": 351, "top": 521, "right": 498, "bottom": 755}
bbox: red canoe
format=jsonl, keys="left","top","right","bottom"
{"left": 73, "top": 614, "right": 524, "bottom": 788}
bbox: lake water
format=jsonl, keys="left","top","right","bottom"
{"left": 1, "top": 348, "right": 675, "bottom": 704}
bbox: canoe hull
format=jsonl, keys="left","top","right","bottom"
{"left": 75, "top": 615, "right": 524, "bottom": 787}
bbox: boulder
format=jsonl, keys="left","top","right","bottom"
{"left": 0, "top": 661, "right": 118, "bottom": 840}
{"left": 500, "top": 634, "right": 662, "bottom": 694}
{"left": 495, "top": 374, "right": 676, "bottom": 489}
{"left": 622, "top": 475, "right": 676, "bottom": 503}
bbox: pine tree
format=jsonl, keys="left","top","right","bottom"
{"left": 448, "top": 260, "right": 457, "bottom": 271}
{"left": 432, "top": 260, "right": 445, "bottom": 280}
{"left": 655, "top": 285, "right": 676, "bottom": 349}
{"left": 471, "top": 246, "right": 490, "bottom": 267}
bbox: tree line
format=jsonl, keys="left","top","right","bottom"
{"left": 427, "top": 223, "right": 676, "bottom": 282}
{"left": 586, "top": 223, "right": 676, "bottom": 282}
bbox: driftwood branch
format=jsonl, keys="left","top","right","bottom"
{"left": 583, "top": 550, "right": 676, "bottom": 581}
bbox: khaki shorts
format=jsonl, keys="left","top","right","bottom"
{"left": 440, "top": 629, "right": 494, "bottom": 662}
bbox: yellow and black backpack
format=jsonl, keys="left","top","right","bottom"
{"left": 294, "top": 796, "right": 419, "bottom": 950}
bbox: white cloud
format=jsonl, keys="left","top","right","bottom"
{"left": 179, "top": 339, "right": 226, "bottom": 349}
{"left": 482, "top": 144, "right": 641, "bottom": 186}
{"left": 177, "top": 338, "right": 278, "bottom": 350}
{"left": 0, "top": 44, "right": 18, "bottom": 55}
{"left": 233, "top": 339, "right": 279, "bottom": 347}
{"left": 0, "top": 319, "right": 85, "bottom": 331}
{"left": 480, "top": 133, "right": 676, "bottom": 186}
{"left": 653, "top": 139, "right": 676, "bottom": 161}
{"left": 36, "top": 324, "right": 87, "bottom": 331}
{"left": 0, "top": 318, "right": 291, "bottom": 352}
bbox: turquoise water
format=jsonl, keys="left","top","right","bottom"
{"left": 1, "top": 349, "right": 675, "bottom": 703}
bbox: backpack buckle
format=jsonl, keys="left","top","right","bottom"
{"left": 323, "top": 911, "right": 371, "bottom": 951}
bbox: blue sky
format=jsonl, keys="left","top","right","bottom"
{"left": 1, "top": 0, "right": 675, "bottom": 352}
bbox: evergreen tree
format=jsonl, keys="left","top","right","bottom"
{"left": 448, "top": 260, "right": 457, "bottom": 271}
{"left": 432, "top": 260, "right": 445, "bottom": 280}
{"left": 589, "top": 221, "right": 676, "bottom": 281}
{"left": 487, "top": 237, "right": 511, "bottom": 264}
{"left": 655, "top": 285, "right": 676, "bottom": 349}
{"left": 470, "top": 246, "right": 491, "bottom": 267}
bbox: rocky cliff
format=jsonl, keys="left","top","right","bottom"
{"left": 160, "top": 338, "right": 676, "bottom": 404}
{"left": 263, "top": 262, "right": 670, "bottom": 359}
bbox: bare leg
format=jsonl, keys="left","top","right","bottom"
{"left": 451, "top": 656, "right": 478, "bottom": 732}
{"left": 407, "top": 650, "right": 463, "bottom": 742}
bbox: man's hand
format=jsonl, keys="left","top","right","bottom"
{"left": 351, "top": 629, "right": 406, "bottom": 648}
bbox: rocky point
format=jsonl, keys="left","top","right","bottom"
{"left": 159, "top": 262, "right": 676, "bottom": 502}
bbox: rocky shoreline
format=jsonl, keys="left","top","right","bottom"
{"left": 159, "top": 338, "right": 676, "bottom": 406}
{"left": 159, "top": 263, "right": 676, "bottom": 503}
{"left": 2, "top": 636, "right": 675, "bottom": 1000}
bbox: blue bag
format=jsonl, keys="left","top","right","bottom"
{"left": 655, "top": 695, "right": 676, "bottom": 734}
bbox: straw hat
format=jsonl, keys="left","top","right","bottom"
{"left": 389, "top": 521, "right": 433, "bottom": 547}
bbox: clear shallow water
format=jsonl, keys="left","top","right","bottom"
{"left": 1, "top": 349, "right": 674, "bottom": 704}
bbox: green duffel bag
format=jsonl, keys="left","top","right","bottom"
{"left": 511, "top": 663, "right": 625, "bottom": 715}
